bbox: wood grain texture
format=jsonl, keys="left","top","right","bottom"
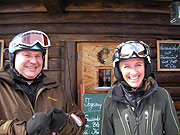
{"left": 0, "top": 1, "right": 179, "bottom": 119}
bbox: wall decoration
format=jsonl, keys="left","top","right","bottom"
{"left": 97, "top": 44, "right": 112, "bottom": 65}
{"left": 157, "top": 40, "right": 180, "bottom": 71}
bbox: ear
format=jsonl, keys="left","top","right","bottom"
{"left": 114, "top": 66, "right": 123, "bottom": 81}
{"left": 145, "top": 63, "right": 151, "bottom": 79}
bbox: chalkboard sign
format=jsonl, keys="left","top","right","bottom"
{"left": 83, "top": 94, "right": 107, "bottom": 135}
{"left": 157, "top": 40, "right": 180, "bottom": 71}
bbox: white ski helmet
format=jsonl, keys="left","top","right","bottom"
{"left": 9, "top": 30, "right": 51, "bottom": 68}
{"left": 113, "top": 41, "right": 151, "bottom": 81}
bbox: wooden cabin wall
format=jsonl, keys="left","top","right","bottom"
{"left": 0, "top": 1, "right": 180, "bottom": 118}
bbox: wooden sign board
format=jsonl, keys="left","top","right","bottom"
{"left": 157, "top": 40, "right": 180, "bottom": 71}
{"left": 83, "top": 94, "right": 107, "bottom": 135}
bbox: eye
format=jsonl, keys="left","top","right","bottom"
{"left": 24, "top": 54, "right": 30, "bottom": 57}
{"left": 124, "top": 65, "right": 130, "bottom": 69}
{"left": 35, "top": 55, "right": 42, "bottom": 58}
{"left": 136, "top": 63, "right": 143, "bottom": 67}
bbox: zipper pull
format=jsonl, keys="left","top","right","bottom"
{"left": 125, "top": 113, "right": 132, "bottom": 134}
{"left": 145, "top": 111, "right": 149, "bottom": 134}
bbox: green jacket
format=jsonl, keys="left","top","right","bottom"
{"left": 100, "top": 77, "right": 180, "bottom": 135}
{"left": 0, "top": 70, "right": 86, "bottom": 135}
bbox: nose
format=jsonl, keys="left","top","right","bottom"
{"left": 29, "top": 56, "right": 38, "bottom": 64}
{"left": 130, "top": 68, "right": 138, "bottom": 75}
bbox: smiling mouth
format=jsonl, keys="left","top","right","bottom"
{"left": 129, "top": 76, "right": 139, "bottom": 81}
{"left": 26, "top": 66, "right": 37, "bottom": 70}
{"left": 28, "top": 67, "right": 36, "bottom": 69}
{"left": 27, "top": 67, "right": 36, "bottom": 69}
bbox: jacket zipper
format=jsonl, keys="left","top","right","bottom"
{"left": 117, "top": 108, "right": 127, "bottom": 135}
{"left": 23, "top": 93, "right": 35, "bottom": 114}
{"left": 34, "top": 87, "right": 45, "bottom": 110}
{"left": 125, "top": 113, "right": 132, "bottom": 134}
{"left": 134, "top": 91, "right": 156, "bottom": 135}
{"left": 134, "top": 96, "right": 140, "bottom": 135}
{"left": 151, "top": 104, "right": 155, "bottom": 135}
{"left": 145, "top": 111, "right": 149, "bottom": 135}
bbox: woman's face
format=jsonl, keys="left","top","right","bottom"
{"left": 119, "top": 58, "right": 145, "bottom": 88}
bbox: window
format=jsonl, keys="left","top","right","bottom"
{"left": 99, "top": 69, "right": 111, "bottom": 87}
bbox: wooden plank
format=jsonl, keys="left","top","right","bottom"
{"left": 40, "top": 0, "right": 65, "bottom": 14}
{"left": 167, "top": 88, "right": 180, "bottom": 100}
{"left": 174, "top": 101, "right": 180, "bottom": 111}
{"left": 1, "top": 24, "right": 180, "bottom": 37}
{"left": 48, "top": 58, "right": 64, "bottom": 71}
{"left": 0, "top": 0, "right": 173, "bottom": 15}
{"left": 48, "top": 47, "right": 61, "bottom": 58}
{"left": 69, "top": 42, "right": 77, "bottom": 103}
{"left": 43, "top": 70, "right": 61, "bottom": 82}
{"left": 66, "top": 1, "right": 171, "bottom": 13}
{"left": 0, "top": 2, "right": 47, "bottom": 13}
{"left": 155, "top": 72, "right": 180, "bottom": 84}
{"left": 77, "top": 43, "right": 83, "bottom": 107}
{"left": 63, "top": 41, "right": 72, "bottom": 99}
{"left": 64, "top": 41, "right": 77, "bottom": 102}
{"left": 0, "top": 12, "right": 171, "bottom": 25}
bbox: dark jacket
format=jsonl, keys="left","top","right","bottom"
{"left": 0, "top": 69, "right": 87, "bottom": 135}
{"left": 100, "top": 76, "right": 180, "bottom": 135}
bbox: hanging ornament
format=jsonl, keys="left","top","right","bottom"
{"left": 97, "top": 44, "right": 112, "bottom": 64}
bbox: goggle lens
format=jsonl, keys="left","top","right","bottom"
{"left": 138, "top": 50, "right": 145, "bottom": 55}
{"left": 21, "top": 32, "right": 50, "bottom": 48}
{"left": 119, "top": 42, "right": 147, "bottom": 58}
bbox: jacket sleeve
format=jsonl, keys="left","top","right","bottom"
{"left": 99, "top": 96, "right": 114, "bottom": 135}
{"left": 0, "top": 119, "right": 26, "bottom": 135}
{"left": 163, "top": 89, "right": 180, "bottom": 135}
{"left": 57, "top": 98, "right": 87, "bottom": 135}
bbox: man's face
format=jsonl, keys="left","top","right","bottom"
{"left": 15, "top": 50, "right": 43, "bottom": 80}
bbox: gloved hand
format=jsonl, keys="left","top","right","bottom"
{"left": 26, "top": 112, "right": 52, "bottom": 135}
{"left": 48, "top": 107, "right": 67, "bottom": 132}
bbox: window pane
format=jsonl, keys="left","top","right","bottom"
{"left": 98, "top": 69, "right": 111, "bottom": 87}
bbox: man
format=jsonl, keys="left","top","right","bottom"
{"left": 0, "top": 30, "right": 86, "bottom": 135}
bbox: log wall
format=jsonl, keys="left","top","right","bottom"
{"left": 0, "top": 0, "right": 180, "bottom": 119}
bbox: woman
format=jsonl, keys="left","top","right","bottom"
{"left": 99, "top": 41, "right": 179, "bottom": 135}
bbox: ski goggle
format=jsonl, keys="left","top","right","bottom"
{"left": 116, "top": 41, "right": 150, "bottom": 59}
{"left": 9, "top": 30, "right": 51, "bottom": 49}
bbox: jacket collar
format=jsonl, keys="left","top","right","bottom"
{"left": 0, "top": 67, "right": 60, "bottom": 89}
{"left": 110, "top": 76, "right": 158, "bottom": 104}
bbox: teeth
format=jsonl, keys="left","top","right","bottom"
{"left": 130, "top": 76, "right": 138, "bottom": 80}
{"left": 28, "top": 67, "right": 36, "bottom": 69}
